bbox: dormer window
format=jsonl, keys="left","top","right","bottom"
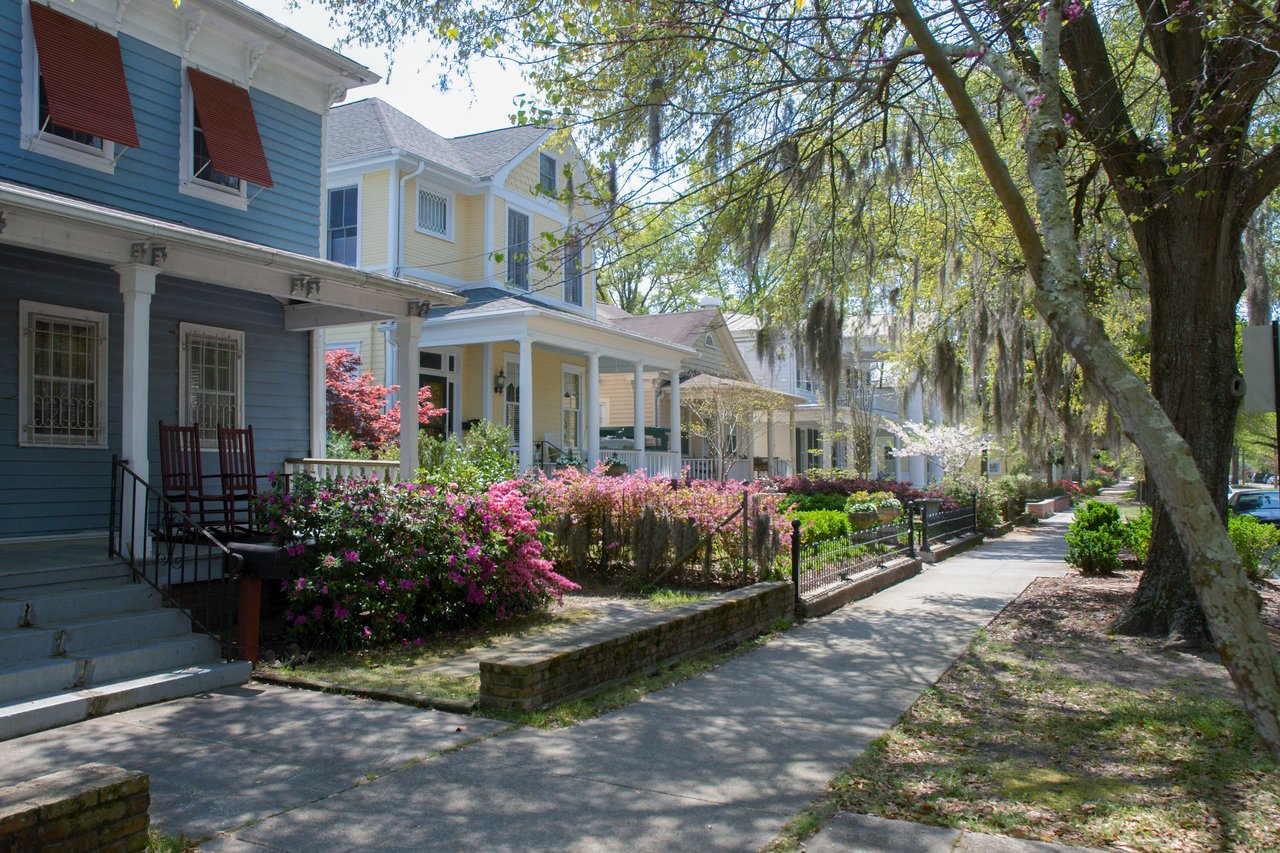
{"left": 180, "top": 68, "right": 273, "bottom": 208}
{"left": 539, "top": 153, "right": 557, "bottom": 195}
{"left": 23, "top": 3, "right": 139, "bottom": 173}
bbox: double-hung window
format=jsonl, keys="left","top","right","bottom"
{"left": 179, "top": 323, "right": 244, "bottom": 448}
{"left": 327, "top": 186, "right": 359, "bottom": 266}
{"left": 507, "top": 209, "right": 530, "bottom": 290}
{"left": 19, "top": 301, "right": 107, "bottom": 448}
{"left": 538, "top": 153, "right": 557, "bottom": 195}
{"left": 23, "top": 3, "right": 139, "bottom": 173}
{"left": 563, "top": 237, "right": 583, "bottom": 305}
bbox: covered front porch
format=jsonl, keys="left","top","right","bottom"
{"left": 412, "top": 289, "right": 693, "bottom": 476}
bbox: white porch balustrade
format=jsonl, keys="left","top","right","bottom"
{"left": 283, "top": 458, "right": 402, "bottom": 484}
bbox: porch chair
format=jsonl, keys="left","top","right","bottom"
{"left": 157, "top": 421, "right": 229, "bottom": 537}
{"left": 216, "top": 424, "right": 267, "bottom": 536}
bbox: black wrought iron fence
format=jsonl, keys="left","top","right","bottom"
{"left": 790, "top": 514, "right": 916, "bottom": 601}
{"left": 109, "top": 457, "right": 241, "bottom": 659}
{"left": 919, "top": 495, "right": 978, "bottom": 552}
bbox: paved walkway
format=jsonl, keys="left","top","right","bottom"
{"left": 1, "top": 515, "right": 1078, "bottom": 852}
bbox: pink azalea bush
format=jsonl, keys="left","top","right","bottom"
{"left": 527, "top": 465, "right": 791, "bottom": 584}
{"left": 258, "top": 475, "right": 577, "bottom": 650}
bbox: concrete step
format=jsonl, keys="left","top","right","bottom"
{"left": 0, "top": 658, "right": 82, "bottom": 704}
{"left": 0, "top": 625, "right": 61, "bottom": 663}
{"left": 0, "top": 661, "right": 252, "bottom": 741}
{"left": 73, "top": 634, "right": 223, "bottom": 686}
{"left": 0, "top": 608, "right": 193, "bottom": 664}
{"left": 15, "top": 582, "right": 160, "bottom": 628}
{"left": 60, "top": 608, "right": 193, "bottom": 655}
{"left": 0, "top": 562, "right": 130, "bottom": 593}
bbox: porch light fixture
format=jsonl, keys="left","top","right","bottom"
{"left": 493, "top": 368, "right": 508, "bottom": 394}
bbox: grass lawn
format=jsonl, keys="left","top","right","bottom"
{"left": 771, "top": 572, "right": 1280, "bottom": 852}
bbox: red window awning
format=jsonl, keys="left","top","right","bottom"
{"left": 187, "top": 68, "right": 274, "bottom": 188}
{"left": 30, "top": 3, "right": 139, "bottom": 148}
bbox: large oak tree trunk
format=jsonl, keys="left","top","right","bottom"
{"left": 1113, "top": 204, "right": 1244, "bottom": 644}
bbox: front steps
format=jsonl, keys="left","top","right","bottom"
{"left": 0, "top": 563, "right": 250, "bottom": 740}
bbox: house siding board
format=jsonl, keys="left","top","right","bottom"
{"left": 0, "top": 247, "right": 123, "bottom": 538}
{"left": 457, "top": 194, "right": 484, "bottom": 281}
{"left": 506, "top": 150, "right": 546, "bottom": 202}
{"left": 493, "top": 197, "right": 506, "bottom": 281}
{"left": 360, "top": 169, "right": 389, "bottom": 268}
{"left": 0, "top": 23, "right": 322, "bottom": 256}
{"left": 401, "top": 187, "right": 465, "bottom": 279}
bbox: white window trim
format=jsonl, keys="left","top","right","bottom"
{"left": 178, "top": 68, "right": 249, "bottom": 211}
{"left": 506, "top": 206, "right": 533, "bottom": 291}
{"left": 179, "top": 322, "right": 245, "bottom": 449}
{"left": 414, "top": 181, "right": 455, "bottom": 241}
{"left": 325, "top": 340, "right": 362, "bottom": 358}
{"left": 561, "top": 363, "right": 584, "bottom": 449}
{"left": 18, "top": 300, "right": 109, "bottom": 449}
{"left": 19, "top": 3, "right": 118, "bottom": 174}
{"left": 503, "top": 355, "right": 521, "bottom": 442}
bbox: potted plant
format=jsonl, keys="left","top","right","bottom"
{"left": 845, "top": 492, "right": 879, "bottom": 530}
{"left": 873, "top": 492, "right": 902, "bottom": 522}
{"left": 555, "top": 451, "right": 587, "bottom": 473}
{"left": 604, "top": 454, "right": 629, "bottom": 477}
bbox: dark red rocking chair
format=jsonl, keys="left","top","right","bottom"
{"left": 217, "top": 424, "right": 266, "bottom": 536}
{"left": 157, "top": 421, "right": 229, "bottom": 537}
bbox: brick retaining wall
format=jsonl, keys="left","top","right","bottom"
{"left": 1026, "top": 496, "right": 1073, "bottom": 518}
{"left": 479, "top": 582, "right": 793, "bottom": 711}
{"left": 0, "top": 764, "right": 149, "bottom": 852}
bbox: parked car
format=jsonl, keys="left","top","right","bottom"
{"left": 1228, "top": 489, "right": 1280, "bottom": 526}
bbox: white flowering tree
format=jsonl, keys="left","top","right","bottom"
{"left": 885, "top": 420, "right": 990, "bottom": 478}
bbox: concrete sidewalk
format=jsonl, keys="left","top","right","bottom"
{"left": 1, "top": 515, "right": 1076, "bottom": 852}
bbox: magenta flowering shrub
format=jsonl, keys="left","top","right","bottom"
{"left": 527, "top": 465, "right": 791, "bottom": 586}
{"left": 258, "top": 475, "right": 577, "bottom": 650}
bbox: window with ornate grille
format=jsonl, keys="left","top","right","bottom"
{"left": 180, "top": 323, "right": 244, "bottom": 447}
{"left": 417, "top": 188, "right": 450, "bottom": 237}
{"left": 19, "top": 302, "right": 107, "bottom": 447}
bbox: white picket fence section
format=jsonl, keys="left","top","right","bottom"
{"left": 283, "top": 458, "right": 402, "bottom": 484}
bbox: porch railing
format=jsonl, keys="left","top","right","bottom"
{"left": 108, "top": 457, "right": 240, "bottom": 660}
{"left": 605, "top": 450, "right": 681, "bottom": 477}
{"left": 283, "top": 457, "right": 402, "bottom": 484}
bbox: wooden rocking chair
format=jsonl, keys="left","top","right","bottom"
{"left": 157, "top": 421, "right": 229, "bottom": 538}
{"left": 217, "top": 424, "right": 266, "bottom": 536}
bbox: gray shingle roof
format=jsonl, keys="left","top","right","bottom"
{"left": 329, "top": 99, "right": 548, "bottom": 178}
{"left": 607, "top": 307, "right": 722, "bottom": 347}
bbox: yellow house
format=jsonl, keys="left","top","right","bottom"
{"left": 320, "top": 98, "right": 693, "bottom": 472}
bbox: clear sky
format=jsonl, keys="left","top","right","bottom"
{"left": 241, "top": 0, "right": 531, "bottom": 137}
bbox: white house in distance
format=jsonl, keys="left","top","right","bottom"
{"left": 727, "top": 311, "right": 944, "bottom": 484}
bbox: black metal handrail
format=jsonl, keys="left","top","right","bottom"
{"left": 109, "top": 456, "right": 242, "bottom": 660}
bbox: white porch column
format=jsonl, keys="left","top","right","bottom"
{"left": 115, "top": 262, "right": 158, "bottom": 555}
{"left": 310, "top": 328, "right": 326, "bottom": 458}
{"left": 766, "top": 410, "right": 775, "bottom": 474}
{"left": 632, "top": 362, "right": 646, "bottom": 471}
{"left": 586, "top": 351, "right": 601, "bottom": 466}
{"left": 518, "top": 338, "right": 534, "bottom": 471}
{"left": 482, "top": 343, "right": 494, "bottom": 422}
{"left": 668, "top": 369, "right": 681, "bottom": 469}
{"left": 396, "top": 317, "right": 424, "bottom": 482}
{"left": 115, "top": 263, "right": 160, "bottom": 475}
{"left": 907, "top": 383, "right": 926, "bottom": 486}
{"left": 788, "top": 410, "right": 797, "bottom": 474}
{"left": 822, "top": 425, "right": 833, "bottom": 470}
{"left": 870, "top": 428, "right": 880, "bottom": 479}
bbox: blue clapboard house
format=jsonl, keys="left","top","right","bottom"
{"left": 0, "top": 0, "right": 460, "bottom": 736}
